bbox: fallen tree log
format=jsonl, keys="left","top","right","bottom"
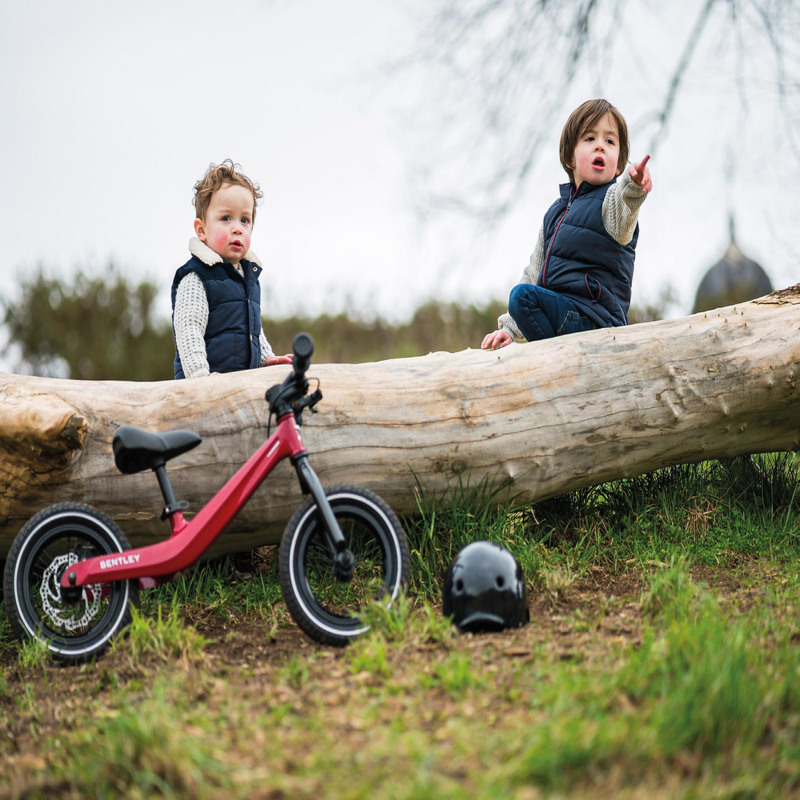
{"left": 2, "top": 287, "right": 800, "bottom": 559}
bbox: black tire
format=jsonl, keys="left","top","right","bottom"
{"left": 279, "top": 485, "right": 410, "bottom": 646}
{"left": 3, "top": 503, "right": 138, "bottom": 663}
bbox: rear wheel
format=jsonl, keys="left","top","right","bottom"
{"left": 279, "top": 486, "right": 409, "bottom": 646}
{"left": 3, "top": 503, "right": 138, "bottom": 663}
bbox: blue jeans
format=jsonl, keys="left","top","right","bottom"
{"left": 508, "top": 284, "right": 595, "bottom": 341}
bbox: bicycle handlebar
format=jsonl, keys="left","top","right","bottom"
{"left": 291, "top": 332, "right": 314, "bottom": 382}
{"left": 265, "top": 332, "right": 320, "bottom": 421}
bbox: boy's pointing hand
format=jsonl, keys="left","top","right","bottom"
{"left": 629, "top": 155, "right": 652, "bottom": 193}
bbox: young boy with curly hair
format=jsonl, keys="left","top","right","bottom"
{"left": 482, "top": 99, "right": 653, "bottom": 348}
{"left": 171, "top": 159, "right": 290, "bottom": 379}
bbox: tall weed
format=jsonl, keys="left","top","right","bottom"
{"left": 121, "top": 603, "right": 208, "bottom": 667}
{"left": 523, "top": 455, "right": 800, "bottom": 567}
{"left": 16, "top": 635, "right": 50, "bottom": 671}
{"left": 402, "top": 455, "right": 800, "bottom": 608}
{"left": 358, "top": 593, "right": 455, "bottom": 645}
{"left": 640, "top": 555, "right": 698, "bottom": 621}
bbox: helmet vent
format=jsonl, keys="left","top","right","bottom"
{"left": 455, "top": 579, "right": 464, "bottom": 592}
{"left": 496, "top": 575, "right": 505, "bottom": 588}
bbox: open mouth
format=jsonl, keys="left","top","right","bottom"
{"left": 592, "top": 157, "right": 605, "bottom": 168}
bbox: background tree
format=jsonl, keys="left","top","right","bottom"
{"left": 266, "top": 299, "right": 509, "bottom": 363}
{"left": 2, "top": 266, "right": 174, "bottom": 381}
{"left": 401, "top": 0, "right": 799, "bottom": 225}
{"left": 1, "top": 271, "right": 673, "bottom": 382}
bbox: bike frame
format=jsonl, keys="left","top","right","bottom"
{"left": 62, "top": 411, "right": 313, "bottom": 591}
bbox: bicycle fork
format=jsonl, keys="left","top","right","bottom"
{"left": 292, "top": 454, "right": 355, "bottom": 582}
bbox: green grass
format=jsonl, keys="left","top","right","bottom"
{"left": 407, "top": 473, "right": 548, "bottom": 599}
{"left": 640, "top": 553, "right": 698, "bottom": 620}
{"left": 139, "top": 555, "right": 286, "bottom": 625}
{"left": 15, "top": 634, "right": 51, "bottom": 672}
{"left": 51, "top": 675, "right": 232, "bottom": 799}
{"left": 120, "top": 603, "right": 209, "bottom": 667}
{"left": 1, "top": 453, "right": 799, "bottom": 798}
{"left": 624, "top": 561, "right": 790, "bottom": 758}
{"left": 402, "top": 454, "right": 800, "bottom": 607}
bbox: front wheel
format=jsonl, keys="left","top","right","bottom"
{"left": 3, "top": 503, "right": 138, "bottom": 663}
{"left": 279, "top": 486, "right": 410, "bottom": 646}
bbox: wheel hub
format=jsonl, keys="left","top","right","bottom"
{"left": 40, "top": 553, "right": 102, "bottom": 632}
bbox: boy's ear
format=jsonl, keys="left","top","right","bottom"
{"left": 194, "top": 217, "right": 207, "bottom": 242}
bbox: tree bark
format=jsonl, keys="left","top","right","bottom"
{"left": 2, "top": 288, "right": 799, "bottom": 559}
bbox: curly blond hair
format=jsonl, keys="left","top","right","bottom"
{"left": 193, "top": 159, "right": 263, "bottom": 222}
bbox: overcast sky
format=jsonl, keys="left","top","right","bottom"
{"left": 2, "top": 0, "right": 796, "bottom": 362}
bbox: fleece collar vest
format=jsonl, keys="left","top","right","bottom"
{"left": 538, "top": 180, "right": 637, "bottom": 328}
{"left": 171, "top": 238, "right": 263, "bottom": 379}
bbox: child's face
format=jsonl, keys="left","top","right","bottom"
{"left": 194, "top": 183, "right": 255, "bottom": 267}
{"left": 569, "top": 112, "right": 622, "bottom": 189}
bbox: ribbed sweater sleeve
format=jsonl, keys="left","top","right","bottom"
{"left": 260, "top": 332, "right": 275, "bottom": 361}
{"left": 601, "top": 171, "right": 647, "bottom": 245}
{"left": 173, "top": 272, "right": 211, "bottom": 378}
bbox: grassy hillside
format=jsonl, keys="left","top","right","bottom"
{"left": 1, "top": 454, "right": 799, "bottom": 798}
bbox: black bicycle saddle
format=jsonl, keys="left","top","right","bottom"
{"left": 112, "top": 425, "right": 202, "bottom": 474}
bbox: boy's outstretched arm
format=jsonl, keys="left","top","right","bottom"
{"left": 628, "top": 154, "right": 652, "bottom": 194}
{"left": 603, "top": 157, "right": 652, "bottom": 246}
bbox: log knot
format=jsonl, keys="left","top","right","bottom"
{"left": 59, "top": 414, "right": 87, "bottom": 451}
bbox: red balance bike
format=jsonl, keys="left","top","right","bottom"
{"left": 3, "top": 334, "right": 410, "bottom": 662}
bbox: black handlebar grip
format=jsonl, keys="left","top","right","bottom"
{"left": 292, "top": 333, "right": 314, "bottom": 380}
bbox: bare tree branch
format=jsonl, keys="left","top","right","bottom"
{"left": 398, "top": 0, "right": 631, "bottom": 223}
{"left": 648, "top": 0, "right": 716, "bottom": 155}
{"left": 397, "top": 0, "right": 800, "bottom": 226}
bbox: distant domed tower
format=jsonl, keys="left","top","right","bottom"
{"left": 692, "top": 221, "right": 772, "bottom": 313}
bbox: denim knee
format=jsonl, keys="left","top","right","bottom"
{"left": 508, "top": 284, "right": 534, "bottom": 321}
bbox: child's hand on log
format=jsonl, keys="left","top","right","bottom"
{"left": 264, "top": 355, "right": 293, "bottom": 366}
{"left": 482, "top": 330, "right": 513, "bottom": 350}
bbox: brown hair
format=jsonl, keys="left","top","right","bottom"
{"left": 193, "top": 159, "right": 263, "bottom": 222}
{"left": 559, "top": 99, "right": 629, "bottom": 184}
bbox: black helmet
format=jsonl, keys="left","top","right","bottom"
{"left": 443, "top": 541, "right": 529, "bottom": 632}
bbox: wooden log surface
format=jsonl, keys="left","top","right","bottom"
{"left": 2, "top": 287, "right": 800, "bottom": 559}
